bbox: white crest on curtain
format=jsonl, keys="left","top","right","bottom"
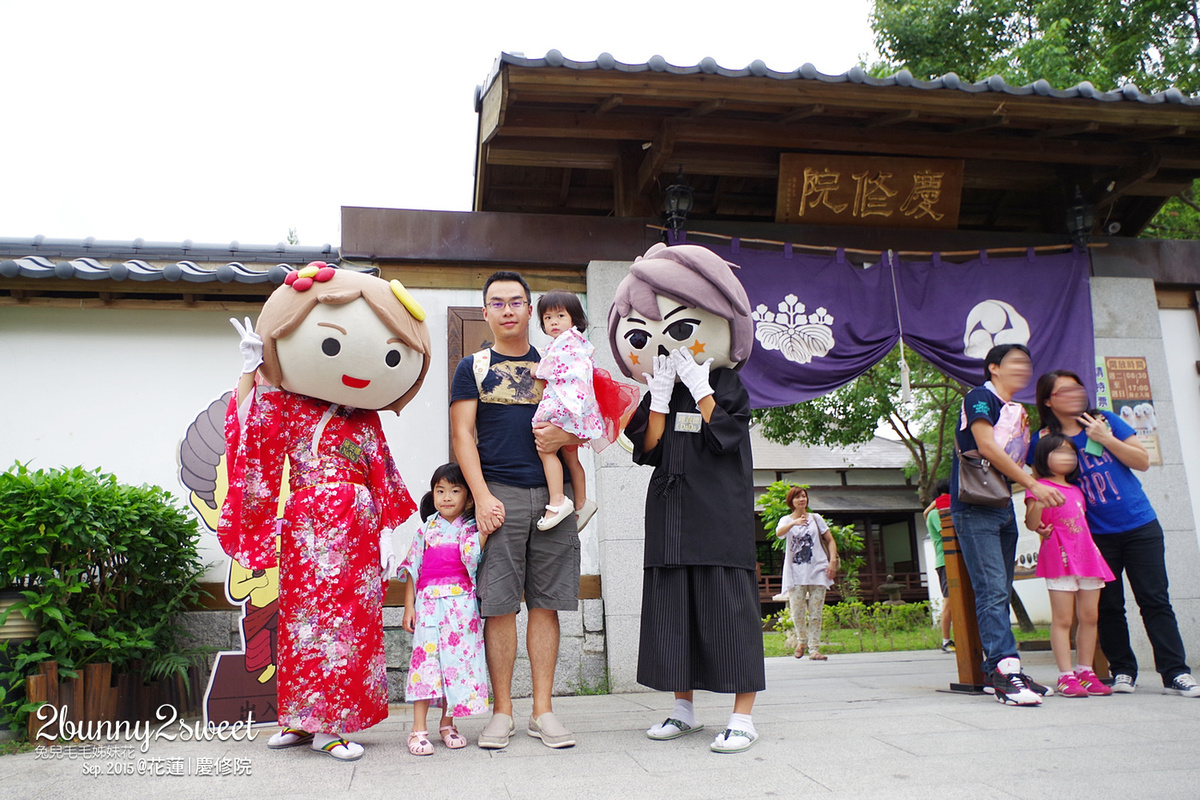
{"left": 751, "top": 294, "right": 835, "bottom": 364}
{"left": 962, "top": 299, "right": 1031, "bottom": 358}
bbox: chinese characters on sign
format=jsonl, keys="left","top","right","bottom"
{"left": 776, "top": 155, "right": 964, "bottom": 228}
{"left": 1095, "top": 356, "right": 1161, "bottom": 465}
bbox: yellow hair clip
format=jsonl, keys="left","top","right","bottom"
{"left": 390, "top": 279, "right": 426, "bottom": 321}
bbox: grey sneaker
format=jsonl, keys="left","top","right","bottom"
{"left": 1112, "top": 673, "right": 1136, "bottom": 693}
{"left": 527, "top": 712, "right": 575, "bottom": 748}
{"left": 477, "top": 713, "right": 515, "bottom": 749}
{"left": 1164, "top": 673, "right": 1200, "bottom": 698}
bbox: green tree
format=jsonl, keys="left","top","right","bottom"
{"left": 869, "top": 0, "right": 1200, "bottom": 239}
{"left": 752, "top": 344, "right": 965, "bottom": 505}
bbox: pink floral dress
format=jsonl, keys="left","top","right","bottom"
{"left": 399, "top": 514, "right": 490, "bottom": 717}
{"left": 534, "top": 327, "right": 604, "bottom": 440}
{"left": 218, "top": 387, "right": 416, "bottom": 734}
{"left": 1031, "top": 480, "right": 1115, "bottom": 582}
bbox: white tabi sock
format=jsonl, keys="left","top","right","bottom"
{"left": 726, "top": 712, "right": 756, "bottom": 737}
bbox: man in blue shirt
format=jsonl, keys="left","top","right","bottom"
{"left": 450, "top": 271, "right": 581, "bottom": 749}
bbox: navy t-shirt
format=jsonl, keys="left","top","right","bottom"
{"left": 1027, "top": 410, "right": 1156, "bottom": 535}
{"left": 950, "top": 386, "right": 1007, "bottom": 512}
{"left": 451, "top": 346, "right": 556, "bottom": 489}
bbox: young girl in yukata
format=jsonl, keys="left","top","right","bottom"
{"left": 532, "top": 290, "right": 638, "bottom": 531}
{"left": 1025, "top": 434, "right": 1115, "bottom": 698}
{"left": 401, "top": 463, "right": 491, "bottom": 755}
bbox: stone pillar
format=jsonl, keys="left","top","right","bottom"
{"left": 587, "top": 259, "right": 652, "bottom": 693}
{"left": 1091, "top": 277, "right": 1200, "bottom": 672}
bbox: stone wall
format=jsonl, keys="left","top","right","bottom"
{"left": 181, "top": 598, "right": 607, "bottom": 705}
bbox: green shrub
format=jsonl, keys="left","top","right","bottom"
{"left": 0, "top": 463, "right": 208, "bottom": 733}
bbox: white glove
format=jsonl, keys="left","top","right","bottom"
{"left": 230, "top": 317, "right": 263, "bottom": 374}
{"left": 643, "top": 354, "right": 676, "bottom": 415}
{"left": 380, "top": 528, "right": 398, "bottom": 580}
{"left": 670, "top": 348, "right": 714, "bottom": 402}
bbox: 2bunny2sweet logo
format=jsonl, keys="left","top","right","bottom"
{"left": 751, "top": 294, "right": 836, "bottom": 365}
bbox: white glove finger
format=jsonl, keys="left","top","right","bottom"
{"left": 230, "top": 317, "right": 247, "bottom": 337}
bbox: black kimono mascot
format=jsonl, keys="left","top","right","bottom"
{"left": 607, "top": 243, "right": 765, "bottom": 754}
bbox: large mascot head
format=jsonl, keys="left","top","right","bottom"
{"left": 607, "top": 243, "right": 753, "bottom": 383}
{"left": 256, "top": 264, "right": 432, "bottom": 412}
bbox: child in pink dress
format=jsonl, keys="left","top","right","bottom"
{"left": 533, "top": 290, "right": 637, "bottom": 531}
{"left": 1025, "top": 433, "right": 1116, "bottom": 697}
{"left": 400, "top": 463, "right": 490, "bottom": 755}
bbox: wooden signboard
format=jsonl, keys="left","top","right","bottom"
{"left": 776, "top": 154, "right": 963, "bottom": 228}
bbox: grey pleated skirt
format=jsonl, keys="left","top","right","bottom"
{"left": 637, "top": 565, "right": 767, "bottom": 694}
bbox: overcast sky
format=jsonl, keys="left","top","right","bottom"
{"left": 2, "top": 0, "right": 876, "bottom": 248}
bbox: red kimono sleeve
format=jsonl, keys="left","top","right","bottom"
{"left": 363, "top": 410, "right": 417, "bottom": 530}
{"left": 217, "top": 387, "right": 286, "bottom": 570}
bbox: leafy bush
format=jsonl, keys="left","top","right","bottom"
{"left": 766, "top": 600, "right": 933, "bottom": 652}
{"left": 0, "top": 463, "right": 207, "bottom": 732}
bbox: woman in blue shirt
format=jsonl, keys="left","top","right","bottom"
{"left": 1031, "top": 370, "right": 1198, "bottom": 698}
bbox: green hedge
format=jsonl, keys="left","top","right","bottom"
{"left": 0, "top": 463, "right": 207, "bottom": 732}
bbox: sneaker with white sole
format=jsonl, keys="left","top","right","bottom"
{"left": 991, "top": 658, "right": 1042, "bottom": 705}
{"left": 1111, "top": 673, "right": 1136, "bottom": 694}
{"left": 1163, "top": 673, "right": 1200, "bottom": 698}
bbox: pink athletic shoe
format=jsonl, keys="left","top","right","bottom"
{"left": 1057, "top": 673, "right": 1089, "bottom": 697}
{"left": 1075, "top": 669, "right": 1113, "bottom": 696}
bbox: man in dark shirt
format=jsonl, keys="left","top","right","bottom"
{"left": 450, "top": 271, "right": 580, "bottom": 749}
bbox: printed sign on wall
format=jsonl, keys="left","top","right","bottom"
{"left": 1095, "top": 356, "right": 1161, "bottom": 465}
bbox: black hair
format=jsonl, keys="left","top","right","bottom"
{"left": 1034, "top": 369, "right": 1099, "bottom": 434}
{"left": 983, "top": 343, "right": 1031, "bottom": 384}
{"left": 483, "top": 271, "right": 531, "bottom": 304}
{"left": 418, "top": 462, "right": 474, "bottom": 521}
{"left": 934, "top": 478, "right": 950, "bottom": 497}
{"left": 536, "top": 290, "right": 587, "bottom": 334}
{"left": 1032, "top": 433, "right": 1081, "bottom": 484}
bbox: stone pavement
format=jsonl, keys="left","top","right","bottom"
{"left": 4, "top": 649, "right": 1198, "bottom": 799}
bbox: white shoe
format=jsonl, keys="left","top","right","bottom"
{"left": 1164, "top": 673, "right": 1200, "bottom": 697}
{"left": 1112, "top": 673, "right": 1136, "bottom": 693}
{"left": 536, "top": 497, "right": 574, "bottom": 530}
{"left": 575, "top": 499, "right": 598, "bottom": 530}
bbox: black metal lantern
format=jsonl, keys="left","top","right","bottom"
{"left": 664, "top": 171, "right": 694, "bottom": 236}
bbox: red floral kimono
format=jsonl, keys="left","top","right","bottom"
{"left": 218, "top": 386, "right": 416, "bottom": 734}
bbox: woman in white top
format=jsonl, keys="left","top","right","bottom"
{"left": 776, "top": 486, "right": 839, "bottom": 660}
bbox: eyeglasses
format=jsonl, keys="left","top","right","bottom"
{"left": 487, "top": 300, "right": 527, "bottom": 311}
{"left": 1051, "top": 386, "right": 1087, "bottom": 397}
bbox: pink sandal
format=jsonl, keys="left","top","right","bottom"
{"left": 408, "top": 730, "right": 434, "bottom": 756}
{"left": 440, "top": 724, "right": 467, "bottom": 749}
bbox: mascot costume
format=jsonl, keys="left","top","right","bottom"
{"left": 608, "top": 243, "right": 766, "bottom": 754}
{"left": 219, "top": 263, "right": 431, "bottom": 761}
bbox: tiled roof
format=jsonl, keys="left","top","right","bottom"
{"left": 479, "top": 51, "right": 1198, "bottom": 108}
{"left": 0, "top": 236, "right": 342, "bottom": 285}
{"left": 750, "top": 429, "right": 913, "bottom": 471}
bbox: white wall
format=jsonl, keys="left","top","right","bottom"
{"left": 1159, "top": 307, "right": 1200, "bottom": 554}
{"left": 0, "top": 297, "right": 601, "bottom": 583}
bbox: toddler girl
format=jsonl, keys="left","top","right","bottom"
{"left": 400, "top": 463, "right": 490, "bottom": 754}
{"left": 1025, "top": 434, "right": 1115, "bottom": 697}
{"left": 533, "top": 290, "right": 638, "bottom": 530}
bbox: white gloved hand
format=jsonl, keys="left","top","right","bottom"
{"left": 670, "top": 348, "right": 714, "bottom": 402}
{"left": 379, "top": 528, "right": 398, "bottom": 580}
{"left": 230, "top": 317, "right": 264, "bottom": 374}
{"left": 643, "top": 354, "right": 676, "bottom": 415}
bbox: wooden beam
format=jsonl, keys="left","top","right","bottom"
{"left": 494, "top": 110, "right": 1200, "bottom": 170}
{"left": 1120, "top": 125, "right": 1187, "bottom": 143}
{"left": 1032, "top": 121, "right": 1100, "bottom": 139}
{"left": 478, "top": 73, "right": 507, "bottom": 144}
{"left": 865, "top": 109, "right": 919, "bottom": 128}
{"left": 501, "top": 65, "right": 1200, "bottom": 129}
{"left": 778, "top": 104, "right": 824, "bottom": 123}
{"left": 593, "top": 95, "right": 624, "bottom": 114}
{"left": 637, "top": 121, "right": 678, "bottom": 193}
{"left": 615, "top": 141, "right": 655, "bottom": 216}
{"left": 1093, "top": 149, "right": 1163, "bottom": 213}
{"left": 682, "top": 98, "right": 725, "bottom": 118}
{"left": 485, "top": 138, "right": 619, "bottom": 170}
{"left": 558, "top": 168, "right": 573, "bottom": 205}
{"left": 952, "top": 115, "right": 1009, "bottom": 134}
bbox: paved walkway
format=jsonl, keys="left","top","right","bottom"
{"left": 4, "top": 649, "right": 1198, "bottom": 799}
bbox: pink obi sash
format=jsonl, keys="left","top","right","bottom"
{"left": 417, "top": 543, "right": 471, "bottom": 593}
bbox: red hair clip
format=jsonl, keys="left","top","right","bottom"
{"left": 285, "top": 261, "right": 337, "bottom": 292}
